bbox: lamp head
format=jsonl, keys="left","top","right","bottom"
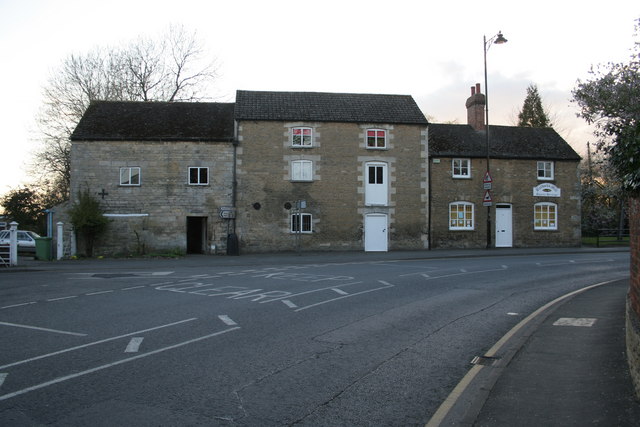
{"left": 494, "top": 31, "right": 508, "bottom": 44}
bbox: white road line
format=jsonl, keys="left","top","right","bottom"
{"left": 0, "top": 327, "right": 240, "bottom": 402}
{"left": 0, "top": 322, "right": 86, "bottom": 337}
{"left": 121, "top": 285, "right": 145, "bottom": 291}
{"left": 258, "top": 281, "right": 364, "bottom": 303}
{"left": 86, "top": 290, "right": 114, "bottom": 296}
{"left": 125, "top": 337, "right": 144, "bottom": 352}
{"left": 47, "top": 296, "right": 78, "bottom": 302}
{"left": 0, "top": 373, "right": 7, "bottom": 388}
{"left": 0, "top": 317, "right": 197, "bottom": 370}
{"left": 217, "top": 315, "right": 237, "bottom": 326}
{"left": 331, "top": 288, "right": 349, "bottom": 296}
{"left": 420, "top": 267, "right": 508, "bottom": 281}
{"left": 1, "top": 302, "right": 36, "bottom": 309}
{"left": 282, "top": 300, "right": 298, "bottom": 308}
{"left": 295, "top": 280, "right": 394, "bottom": 312}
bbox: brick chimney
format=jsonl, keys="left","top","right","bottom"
{"left": 466, "top": 83, "right": 486, "bottom": 131}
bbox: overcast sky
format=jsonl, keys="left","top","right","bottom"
{"left": 0, "top": 0, "right": 637, "bottom": 198}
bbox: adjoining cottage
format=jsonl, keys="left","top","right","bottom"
{"left": 428, "top": 84, "right": 582, "bottom": 248}
{"left": 70, "top": 101, "right": 236, "bottom": 255}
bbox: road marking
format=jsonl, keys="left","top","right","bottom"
{"left": 331, "top": 288, "right": 349, "bottom": 296}
{"left": 282, "top": 300, "right": 298, "bottom": 308}
{"left": 0, "top": 373, "right": 6, "bottom": 388}
{"left": 420, "top": 267, "right": 508, "bottom": 281}
{"left": 553, "top": 317, "right": 597, "bottom": 327}
{"left": 1, "top": 302, "right": 36, "bottom": 309}
{"left": 507, "top": 312, "right": 520, "bottom": 316}
{"left": 295, "top": 280, "right": 394, "bottom": 312}
{"left": 0, "top": 321, "right": 87, "bottom": 337}
{"left": 125, "top": 337, "right": 144, "bottom": 353}
{"left": 47, "top": 296, "right": 78, "bottom": 302}
{"left": 0, "top": 326, "right": 240, "bottom": 402}
{"left": 218, "top": 315, "right": 237, "bottom": 326}
{"left": 121, "top": 285, "right": 145, "bottom": 291}
{"left": 0, "top": 317, "right": 197, "bottom": 370}
{"left": 86, "top": 290, "right": 114, "bottom": 296}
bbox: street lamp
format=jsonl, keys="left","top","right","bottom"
{"left": 483, "top": 31, "right": 507, "bottom": 249}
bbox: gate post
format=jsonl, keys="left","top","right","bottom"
{"left": 9, "top": 221, "right": 18, "bottom": 266}
{"left": 56, "top": 222, "right": 64, "bottom": 260}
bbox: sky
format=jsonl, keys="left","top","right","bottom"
{"left": 0, "top": 0, "right": 638, "bottom": 198}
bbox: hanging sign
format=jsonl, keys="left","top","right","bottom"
{"left": 483, "top": 190, "right": 493, "bottom": 206}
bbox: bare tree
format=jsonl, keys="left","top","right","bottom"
{"left": 32, "top": 25, "right": 218, "bottom": 201}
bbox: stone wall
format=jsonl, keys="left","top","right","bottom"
{"left": 70, "top": 139, "right": 235, "bottom": 256}
{"left": 627, "top": 197, "right": 640, "bottom": 398}
{"left": 235, "top": 120, "right": 429, "bottom": 253}
{"left": 429, "top": 156, "right": 581, "bottom": 248}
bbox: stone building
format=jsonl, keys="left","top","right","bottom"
{"left": 70, "top": 101, "right": 236, "bottom": 255}
{"left": 233, "top": 90, "right": 430, "bottom": 253}
{"left": 428, "top": 84, "right": 582, "bottom": 248}
{"left": 68, "top": 86, "right": 581, "bottom": 256}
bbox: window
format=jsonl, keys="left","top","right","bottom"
{"left": 449, "top": 202, "right": 474, "bottom": 230}
{"left": 292, "top": 127, "right": 313, "bottom": 147}
{"left": 534, "top": 202, "right": 557, "bottom": 230}
{"left": 189, "top": 167, "right": 209, "bottom": 185}
{"left": 366, "top": 129, "right": 386, "bottom": 148}
{"left": 291, "top": 213, "right": 312, "bottom": 233}
{"left": 365, "top": 162, "right": 388, "bottom": 205}
{"left": 452, "top": 159, "right": 471, "bottom": 178}
{"left": 291, "top": 160, "right": 313, "bottom": 181}
{"left": 537, "top": 161, "right": 554, "bottom": 180}
{"left": 120, "top": 167, "right": 141, "bottom": 186}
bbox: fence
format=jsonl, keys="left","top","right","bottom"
{"left": 0, "top": 244, "right": 9, "bottom": 267}
{"left": 589, "top": 228, "right": 630, "bottom": 248}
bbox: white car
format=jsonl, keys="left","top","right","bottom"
{"left": 0, "top": 230, "right": 41, "bottom": 252}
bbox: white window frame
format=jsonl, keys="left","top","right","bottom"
{"left": 188, "top": 167, "right": 209, "bottom": 185}
{"left": 292, "top": 127, "right": 313, "bottom": 147}
{"left": 452, "top": 158, "right": 471, "bottom": 178}
{"left": 366, "top": 129, "right": 387, "bottom": 149}
{"left": 537, "top": 161, "right": 554, "bottom": 180}
{"left": 291, "top": 160, "right": 313, "bottom": 182}
{"left": 120, "top": 167, "right": 141, "bottom": 186}
{"left": 534, "top": 202, "right": 558, "bottom": 230}
{"left": 449, "top": 202, "right": 474, "bottom": 230}
{"left": 290, "top": 213, "right": 313, "bottom": 233}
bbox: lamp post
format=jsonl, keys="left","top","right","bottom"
{"left": 483, "top": 31, "right": 507, "bottom": 249}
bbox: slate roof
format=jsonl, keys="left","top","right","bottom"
{"left": 234, "top": 90, "right": 428, "bottom": 125}
{"left": 71, "top": 101, "right": 236, "bottom": 141}
{"left": 429, "top": 123, "right": 581, "bottom": 161}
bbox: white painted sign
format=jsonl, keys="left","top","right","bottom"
{"left": 533, "top": 183, "right": 561, "bottom": 197}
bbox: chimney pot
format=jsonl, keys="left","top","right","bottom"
{"left": 471, "top": 86, "right": 476, "bottom": 96}
{"left": 476, "top": 83, "right": 481, "bottom": 94}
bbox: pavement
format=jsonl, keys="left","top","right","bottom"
{"left": 2, "top": 246, "right": 639, "bottom": 426}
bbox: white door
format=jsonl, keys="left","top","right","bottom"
{"left": 365, "top": 214, "right": 388, "bottom": 252}
{"left": 495, "top": 204, "right": 513, "bottom": 247}
{"left": 365, "top": 162, "right": 388, "bottom": 205}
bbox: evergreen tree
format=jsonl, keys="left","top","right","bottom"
{"left": 517, "top": 84, "right": 551, "bottom": 128}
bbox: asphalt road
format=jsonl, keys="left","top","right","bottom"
{"left": 0, "top": 250, "right": 630, "bottom": 426}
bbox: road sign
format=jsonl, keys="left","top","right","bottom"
{"left": 483, "top": 190, "right": 493, "bottom": 206}
{"left": 219, "top": 207, "right": 236, "bottom": 219}
{"left": 483, "top": 171, "right": 493, "bottom": 183}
